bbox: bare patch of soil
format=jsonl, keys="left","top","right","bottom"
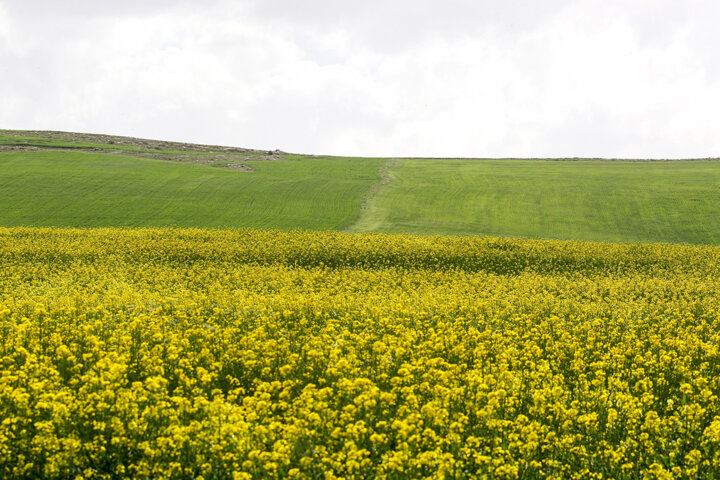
{"left": 0, "top": 130, "right": 289, "bottom": 171}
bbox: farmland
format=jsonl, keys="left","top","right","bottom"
{"left": 0, "top": 150, "right": 382, "bottom": 231}
{"left": 2, "top": 228, "right": 720, "bottom": 478}
{"left": 2, "top": 131, "right": 720, "bottom": 478}
{"left": 2, "top": 131, "right": 720, "bottom": 244}
{"left": 350, "top": 158, "right": 720, "bottom": 244}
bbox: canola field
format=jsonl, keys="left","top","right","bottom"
{"left": 1, "top": 228, "right": 719, "bottom": 479}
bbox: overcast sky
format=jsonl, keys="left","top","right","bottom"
{"left": 1, "top": 1, "right": 719, "bottom": 157}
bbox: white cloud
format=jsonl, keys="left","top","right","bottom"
{"left": 0, "top": 3, "right": 8, "bottom": 38}
{"left": 0, "top": 0, "right": 719, "bottom": 157}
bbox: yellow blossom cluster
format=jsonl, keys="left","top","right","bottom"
{"left": 1, "top": 228, "right": 720, "bottom": 479}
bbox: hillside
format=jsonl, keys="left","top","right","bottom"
{"left": 349, "top": 158, "right": 720, "bottom": 244}
{"left": 1, "top": 130, "right": 720, "bottom": 244}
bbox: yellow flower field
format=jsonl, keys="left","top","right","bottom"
{"left": 1, "top": 228, "right": 719, "bottom": 479}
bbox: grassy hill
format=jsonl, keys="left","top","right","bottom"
{"left": 0, "top": 132, "right": 383, "bottom": 230}
{"left": 2, "top": 130, "right": 720, "bottom": 244}
{"left": 348, "top": 158, "right": 720, "bottom": 244}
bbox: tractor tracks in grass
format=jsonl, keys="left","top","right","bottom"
{"left": 345, "top": 158, "right": 398, "bottom": 232}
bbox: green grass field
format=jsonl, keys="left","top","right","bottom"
{"left": 2, "top": 131, "right": 720, "bottom": 244}
{"left": 0, "top": 150, "right": 383, "bottom": 230}
{"left": 350, "top": 158, "right": 720, "bottom": 244}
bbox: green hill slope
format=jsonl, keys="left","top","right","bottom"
{"left": 0, "top": 150, "right": 383, "bottom": 230}
{"left": 349, "top": 158, "right": 720, "bottom": 244}
{"left": 2, "top": 130, "right": 720, "bottom": 244}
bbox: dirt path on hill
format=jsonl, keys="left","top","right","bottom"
{"left": 345, "top": 158, "right": 398, "bottom": 232}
